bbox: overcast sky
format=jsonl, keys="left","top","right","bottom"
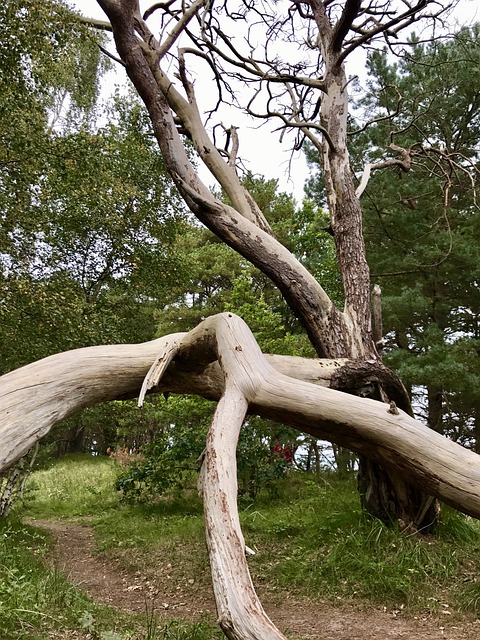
{"left": 75, "top": 1, "right": 479, "bottom": 202}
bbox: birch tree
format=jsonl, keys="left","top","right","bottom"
{"left": 2, "top": 2, "right": 480, "bottom": 639}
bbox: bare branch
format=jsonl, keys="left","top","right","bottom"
{"left": 143, "top": 0, "right": 176, "bottom": 21}
{"left": 154, "top": 0, "right": 208, "bottom": 61}
{"left": 98, "top": 43, "right": 125, "bottom": 66}
{"left": 339, "top": 1, "right": 455, "bottom": 64}
{"left": 79, "top": 15, "right": 112, "bottom": 31}
{"left": 332, "top": 0, "right": 362, "bottom": 52}
{"left": 356, "top": 143, "right": 412, "bottom": 197}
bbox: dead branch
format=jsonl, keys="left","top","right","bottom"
{"left": 1, "top": 313, "right": 480, "bottom": 518}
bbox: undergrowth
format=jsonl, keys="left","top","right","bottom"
{"left": 241, "top": 474, "right": 480, "bottom": 615}
{"left": 20, "top": 454, "right": 122, "bottom": 518}
{"left": 7, "top": 454, "right": 480, "bottom": 638}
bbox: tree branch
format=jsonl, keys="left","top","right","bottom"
{"left": 332, "top": 0, "right": 362, "bottom": 52}
{"left": 356, "top": 143, "right": 413, "bottom": 197}
{"left": 78, "top": 16, "right": 112, "bottom": 31}
{"left": 1, "top": 313, "right": 480, "bottom": 521}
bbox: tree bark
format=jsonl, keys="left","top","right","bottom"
{"left": 0, "top": 443, "right": 39, "bottom": 517}
{"left": 309, "top": 1, "right": 437, "bottom": 529}
{"left": 428, "top": 387, "right": 444, "bottom": 433}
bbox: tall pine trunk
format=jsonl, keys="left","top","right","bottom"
{"left": 316, "top": 37, "right": 438, "bottom": 532}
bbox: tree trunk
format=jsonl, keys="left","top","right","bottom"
{"left": 312, "top": 439, "right": 322, "bottom": 477}
{"left": 428, "top": 387, "right": 444, "bottom": 433}
{"left": 332, "top": 446, "right": 353, "bottom": 478}
{"left": 54, "top": 422, "right": 85, "bottom": 457}
{"left": 95, "top": 0, "right": 439, "bottom": 530}
{"left": 305, "top": 3, "right": 437, "bottom": 530}
{"left": 0, "top": 443, "right": 39, "bottom": 517}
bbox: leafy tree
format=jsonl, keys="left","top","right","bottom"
{"left": 0, "top": 2, "right": 187, "bottom": 462}
{"left": 0, "top": 0, "right": 107, "bottom": 269}
{"left": 1, "top": 93, "right": 185, "bottom": 371}
{"left": 115, "top": 395, "right": 213, "bottom": 500}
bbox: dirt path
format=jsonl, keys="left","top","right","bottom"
{"left": 35, "top": 520, "right": 480, "bottom": 639}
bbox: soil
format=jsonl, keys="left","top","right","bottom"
{"left": 34, "top": 519, "right": 480, "bottom": 640}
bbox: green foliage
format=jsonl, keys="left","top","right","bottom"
{"left": 288, "top": 196, "right": 343, "bottom": 309}
{"left": 115, "top": 397, "right": 213, "bottom": 502}
{"left": 226, "top": 273, "right": 307, "bottom": 355}
{"left": 0, "top": 515, "right": 219, "bottom": 639}
{"left": 0, "top": 4, "right": 186, "bottom": 375}
{"left": 0, "top": 0, "right": 107, "bottom": 264}
{"left": 306, "top": 24, "right": 480, "bottom": 441}
{"left": 154, "top": 174, "right": 316, "bottom": 353}
{"left": 242, "top": 474, "right": 480, "bottom": 613}
{"left": 236, "top": 416, "right": 297, "bottom": 500}
{"left": 114, "top": 396, "right": 298, "bottom": 502}
{"left": 1, "top": 92, "right": 185, "bottom": 371}
{"left": 357, "top": 27, "right": 480, "bottom": 441}
{"left": 114, "top": 175, "right": 316, "bottom": 504}
{"left": 155, "top": 621, "right": 221, "bottom": 640}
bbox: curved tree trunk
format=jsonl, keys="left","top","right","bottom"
{"left": 1, "top": 313, "right": 480, "bottom": 638}
{"left": 91, "top": 0, "right": 440, "bottom": 531}
{"left": 1, "top": 314, "right": 480, "bottom": 512}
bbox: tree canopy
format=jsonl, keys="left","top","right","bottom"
{"left": 354, "top": 25, "right": 479, "bottom": 447}
{"left": 0, "top": 2, "right": 188, "bottom": 373}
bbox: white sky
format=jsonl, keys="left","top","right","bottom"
{"left": 74, "top": 0, "right": 479, "bottom": 203}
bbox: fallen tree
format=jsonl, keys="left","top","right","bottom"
{"left": 82, "top": 0, "right": 475, "bottom": 531}
{"left": 3, "top": 1, "right": 479, "bottom": 637}
{"left": 1, "top": 312, "right": 480, "bottom": 638}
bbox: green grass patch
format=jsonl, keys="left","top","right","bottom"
{"left": 241, "top": 473, "right": 480, "bottom": 614}
{"left": 91, "top": 500, "right": 210, "bottom": 586}
{"left": 19, "top": 454, "right": 121, "bottom": 519}
{"left": 0, "top": 518, "right": 95, "bottom": 639}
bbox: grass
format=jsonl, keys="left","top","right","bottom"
{"left": 0, "top": 518, "right": 94, "bottom": 639}
{"left": 241, "top": 474, "right": 480, "bottom": 614}
{"left": 6, "top": 455, "right": 220, "bottom": 640}
{"left": 6, "top": 454, "right": 480, "bottom": 638}
{"left": 21, "top": 454, "right": 121, "bottom": 518}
